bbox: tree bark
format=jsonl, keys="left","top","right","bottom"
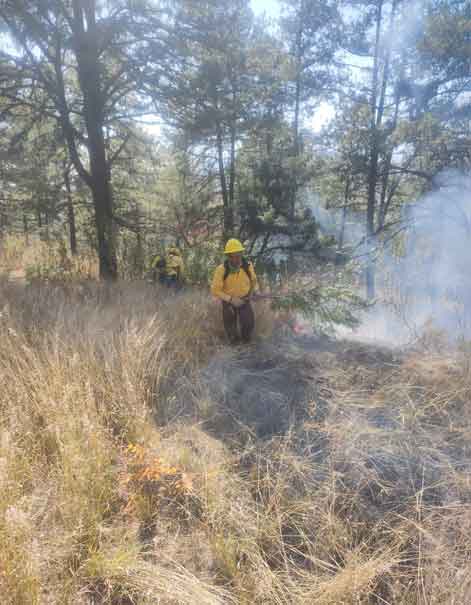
{"left": 63, "top": 164, "right": 78, "bottom": 255}
{"left": 365, "top": 0, "right": 384, "bottom": 300}
{"left": 216, "top": 120, "right": 233, "bottom": 238}
{"left": 337, "top": 177, "right": 350, "bottom": 265}
{"left": 293, "top": 0, "right": 305, "bottom": 156}
{"left": 72, "top": 0, "right": 117, "bottom": 279}
{"left": 229, "top": 111, "right": 236, "bottom": 218}
{"left": 23, "top": 212, "right": 29, "bottom": 245}
{"left": 378, "top": 95, "right": 400, "bottom": 230}
{"left": 294, "top": 67, "right": 301, "bottom": 158}
{"left": 292, "top": 3, "right": 304, "bottom": 221}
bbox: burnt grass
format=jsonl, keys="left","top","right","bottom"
{"left": 190, "top": 332, "right": 471, "bottom": 546}
{"left": 4, "top": 279, "right": 471, "bottom": 602}
{"left": 200, "top": 340, "right": 317, "bottom": 438}
{"left": 150, "top": 321, "right": 471, "bottom": 604}
{"left": 199, "top": 333, "right": 400, "bottom": 442}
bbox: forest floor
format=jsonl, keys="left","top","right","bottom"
{"left": 1, "top": 274, "right": 471, "bottom": 604}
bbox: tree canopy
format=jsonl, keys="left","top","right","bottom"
{"left": 0, "top": 0, "right": 468, "bottom": 293}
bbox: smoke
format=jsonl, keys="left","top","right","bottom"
{"left": 305, "top": 191, "right": 365, "bottom": 249}
{"left": 364, "top": 170, "right": 471, "bottom": 344}
{"left": 307, "top": 170, "right": 471, "bottom": 346}
{"left": 404, "top": 171, "right": 471, "bottom": 289}
{"left": 391, "top": 171, "right": 471, "bottom": 336}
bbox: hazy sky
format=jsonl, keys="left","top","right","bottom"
{"left": 251, "top": 0, "right": 280, "bottom": 18}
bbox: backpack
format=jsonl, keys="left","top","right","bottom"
{"left": 155, "top": 256, "right": 166, "bottom": 270}
{"left": 223, "top": 256, "right": 252, "bottom": 282}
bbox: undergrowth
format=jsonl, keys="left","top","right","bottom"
{"left": 1, "top": 268, "right": 471, "bottom": 604}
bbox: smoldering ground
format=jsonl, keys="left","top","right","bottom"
{"left": 155, "top": 306, "right": 471, "bottom": 602}
{"left": 196, "top": 338, "right": 320, "bottom": 438}
{"left": 174, "top": 327, "right": 471, "bottom": 527}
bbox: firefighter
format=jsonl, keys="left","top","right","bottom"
{"left": 211, "top": 239, "right": 258, "bottom": 343}
{"left": 151, "top": 245, "right": 184, "bottom": 288}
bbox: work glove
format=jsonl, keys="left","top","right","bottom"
{"left": 231, "top": 297, "right": 245, "bottom": 308}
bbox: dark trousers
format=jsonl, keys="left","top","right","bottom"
{"left": 159, "top": 274, "right": 179, "bottom": 289}
{"left": 222, "top": 301, "right": 255, "bottom": 343}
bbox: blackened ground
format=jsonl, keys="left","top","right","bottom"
{"left": 198, "top": 336, "right": 322, "bottom": 439}
{"left": 190, "top": 333, "right": 401, "bottom": 443}
{"left": 184, "top": 331, "right": 471, "bottom": 523}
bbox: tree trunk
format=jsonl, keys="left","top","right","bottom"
{"left": 23, "top": 212, "right": 29, "bottom": 245}
{"left": 365, "top": 0, "right": 384, "bottom": 300}
{"left": 44, "top": 210, "right": 50, "bottom": 241}
{"left": 91, "top": 177, "right": 116, "bottom": 279}
{"left": 133, "top": 205, "right": 144, "bottom": 276}
{"left": 136, "top": 228, "right": 143, "bottom": 276}
{"left": 216, "top": 120, "right": 233, "bottom": 238}
{"left": 63, "top": 164, "right": 78, "bottom": 255}
{"left": 72, "top": 0, "right": 117, "bottom": 280}
{"left": 366, "top": 137, "right": 379, "bottom": 300}
{"left": 378, "top": 96, "right": 400, "bottom": 230}
{"left": 292, "top": 8, "right": 303, "bottom": 221}
{"left": 337, "top": 177, "right": 350, "bottom": 265}
{"left": 229, "top": 113, "right": 236, "bottom": 219}
{"left": 294, "top": 72, "right": 301, "bottom": 157}
{"left": 293, "top": 0, "right": 304, "bottom": 156}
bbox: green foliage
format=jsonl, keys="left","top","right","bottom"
{"left": 0, "top": 0, "right": 469, "bottom": 286}
{"left": 420, "top": 7, "right": 471, "bottom": 67}
{"left": 236, "top": 125, "right": 323, "bottom": 259}
{"left": 271, "top": 277, "right": 368, "bottom": 334}
{"left": 280, "top": 0, "right": 341, "bottom": 108}
{"left": 183, "top": 242, "right": 222, "bottom": 286}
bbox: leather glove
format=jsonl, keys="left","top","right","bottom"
{"left": 231, "top": 297, "right": 245, "bottom": 308}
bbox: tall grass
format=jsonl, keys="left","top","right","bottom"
{"left": 0, "top": 278, "right": 232, "bottom": 604}
{"left": 1, "top": 268, "right": 471, "bottom": 604}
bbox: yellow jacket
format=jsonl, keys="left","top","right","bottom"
{"left": 151, "top": 251, "right": 184, "bottom": 279}
{"left": 165, "top": 251, "right": 184, "bottom": 278}
{"left": 211, "top": 261, "right": 258, "bottom": 302}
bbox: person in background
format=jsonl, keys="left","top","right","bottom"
{"left": 151, "top": 245, "right": 184, "bottom": 288}
{"left": 211, "top": 238, "right": 258, "bottom": 344}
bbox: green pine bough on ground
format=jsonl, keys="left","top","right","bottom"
{"left": 261, "top": 283, "right": 369, "bottom": 334}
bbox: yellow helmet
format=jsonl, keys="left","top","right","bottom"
{"left": 168, "top": 245, "right": 180, "bottom": 255}
{"left": 224, "top": 238, "right": 245, "bottom": 254}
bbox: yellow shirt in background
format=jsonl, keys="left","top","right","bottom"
{"left": 165, "top": 253, "right": 184, "bottom": 277}
{"left": 151, "top": 252, "right": 184, "bottom": 278}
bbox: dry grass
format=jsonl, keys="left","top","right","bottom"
{"left": 0, "top": 234, "right": 99, "bottom": 281}
{"left": 1, "top": 266, "right": 471, "bottom": 604}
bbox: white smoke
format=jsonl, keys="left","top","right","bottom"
{"left": 392, "top": 171, "right": 471, "bottom": 335}
{"left": 362, "top": 170, "right": 471, "bottom": 345}
{"left": 306, "top": 170, "right": 471, "bottom": 346}
{"left": 304, "top": 190, "right": 366, "bottom": 249}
